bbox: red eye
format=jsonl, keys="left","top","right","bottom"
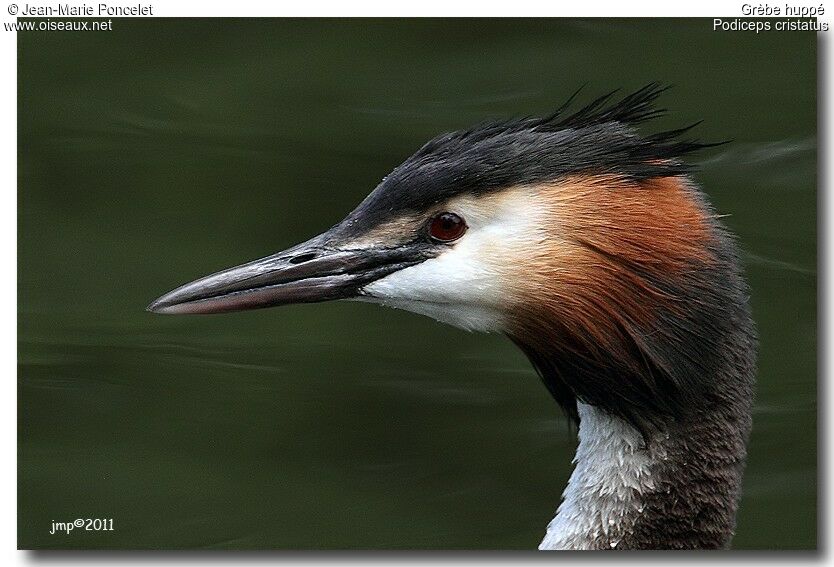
{"left": 428, "top": 212, "right": 467, "bottom": 243}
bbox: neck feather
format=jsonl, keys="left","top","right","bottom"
{"left": 540, "top": 403, "right": 655, "bottom": 550}
{"left": 540, "top": 394, "right": 752, "bottom": 550}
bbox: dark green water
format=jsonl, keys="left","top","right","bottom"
{"left": 18, "top": 19, "right": 816, "bottom": 549}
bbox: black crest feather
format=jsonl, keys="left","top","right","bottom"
{"left": 347, "top": 84, "right": 723, "bottom": 226}
{"left": 548, "top": 83, "right": 670, "bottom": 129}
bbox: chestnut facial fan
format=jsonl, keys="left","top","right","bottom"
{"left": 149, "top": 85, "right": 757, "bottom": 550}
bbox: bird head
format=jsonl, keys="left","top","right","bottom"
{"left": 149, "top": 85, "right": 744, "bottom": 434}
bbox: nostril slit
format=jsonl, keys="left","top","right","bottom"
{"left": 288, "top": 252, "right": 317, "bottom": 265}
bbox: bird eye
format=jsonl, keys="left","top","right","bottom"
{"left": 428, "top": 212, "right": 467, "bottom": 243}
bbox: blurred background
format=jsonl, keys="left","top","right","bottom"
{"left": 18, "top": 19, "right": 816, "bottom": 549}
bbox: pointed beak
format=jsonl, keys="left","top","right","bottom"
{"left": 147, "top": 232, "right": 429, "bottom": 315}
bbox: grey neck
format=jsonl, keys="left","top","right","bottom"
{"left": 540, "top": 401, "right": 750, "bottom": 550}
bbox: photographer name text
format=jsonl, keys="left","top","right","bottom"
{"left": 19, "top": 3, "right": 152, "bottom": 16}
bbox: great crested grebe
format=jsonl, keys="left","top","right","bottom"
{"left": 149, "top": 84, "right": 757, "bottom": 550}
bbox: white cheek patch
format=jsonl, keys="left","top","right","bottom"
{"left": 359, "top": 189, "right": 547, "bottom": 332}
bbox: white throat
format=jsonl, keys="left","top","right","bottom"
{"left": 539, "top": 403, "right": 663, "bottom": 550}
